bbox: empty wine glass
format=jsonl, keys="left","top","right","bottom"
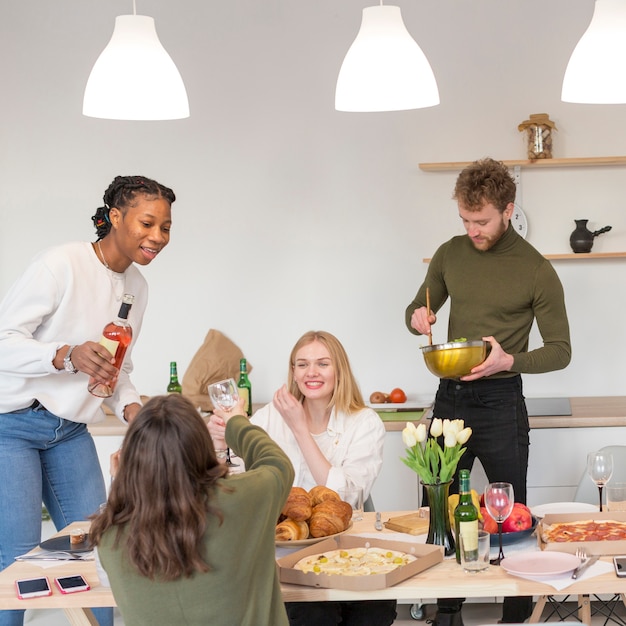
{"left": 208, "top": 378, "right": 240, "bottom": 467}
{"left": 484, "top": 482, "right": 514, "bottom": 565}
{"left": 587, "top": 451, "right": 613, "bottom": 512}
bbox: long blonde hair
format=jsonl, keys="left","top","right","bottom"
{"left": 286, "top": 330, "right": 365, "bottom": 414}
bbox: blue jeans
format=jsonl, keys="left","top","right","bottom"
{"left": 0, "top": 402, "right": 112, "bottom": 626}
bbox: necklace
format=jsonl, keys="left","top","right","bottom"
{"left": 97, "top": 240, "right": 111, "bottom": 271}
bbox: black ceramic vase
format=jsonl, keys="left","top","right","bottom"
{"left": 569, "top": 219, "right": 612, "bottom": 253}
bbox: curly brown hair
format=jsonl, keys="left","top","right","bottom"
{"left": 89, "top": 395, "right": 228, "bottom": 581}
{"left": 453, "top": 158, "right": 516, "bottom": 213}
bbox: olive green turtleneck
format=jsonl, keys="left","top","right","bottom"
{"left": 405, "top": 224, "right": 571, "bottom": 376}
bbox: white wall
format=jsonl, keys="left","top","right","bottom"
{"left": 2, "top": 0, "right": 626, "bottom": 407}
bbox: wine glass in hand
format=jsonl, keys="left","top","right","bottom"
{"left": 587, "top": 451, "right": 613, "bottom": 512}
{"left": 208, "top": 378, "right": 240, "bottom": 467}
{"left": 484, "top": 482, "right": 514, "bottom": 565}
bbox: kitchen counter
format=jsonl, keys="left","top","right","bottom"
{"left": 375, "top": 396, "right": 626, "bottom": 431}
{"left": 87, "top": 396, "right": 626, "bottom": 436}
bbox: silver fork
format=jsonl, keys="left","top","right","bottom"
{"left": 571, "top": 547, "right": 588, "bottom": 579}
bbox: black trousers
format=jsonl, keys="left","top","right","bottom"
{"left": 434, "top": 375, "right": 532, "bottom": 623}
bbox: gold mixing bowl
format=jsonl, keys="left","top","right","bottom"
{"left": 421, "top": 340, "right": 488, "bottom": 379}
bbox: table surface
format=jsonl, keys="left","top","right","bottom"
{"left": 2, "top": 516, "right": 623, "bottom": 622}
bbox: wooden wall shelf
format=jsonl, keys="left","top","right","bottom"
{"left": 419, "top": 156, "right": 626, "bottom": 171}
{"left": 423, "top": 252, "right": 626, "bottom": 263}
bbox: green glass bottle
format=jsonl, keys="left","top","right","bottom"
{"left": 237, "top": 358, "right": 252, "bottom": 416}
{"left": 167, "top": 361, "right": 182, "bottom": 394}
{"left": 454, "top": 469, "right": 479, "bottom": 564}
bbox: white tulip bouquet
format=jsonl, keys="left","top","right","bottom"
{"left": 401, "top": 418, "right": 472, "bottom": 484}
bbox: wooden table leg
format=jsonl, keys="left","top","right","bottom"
{"left": 62, "top": 607, "right": 99, "bottom": 626}
{"left": 529, "top": 596, "right": 547, "bottom": 623}
{"left": 578, "top": 594, "right": 591, "bottom": 625}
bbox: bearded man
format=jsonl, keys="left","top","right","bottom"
{"left": 405, "top": 157, "right": 571, "bottom": 626}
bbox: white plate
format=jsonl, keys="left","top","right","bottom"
{"left": 501, "top": 551, "right": 580, "bottom": 578}
{"left": 531, "top": 502, "right": 599, "bottom": 519}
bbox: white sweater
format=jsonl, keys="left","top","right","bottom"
{"left": 251, "top": 402, "right": 385, "bottom": 500}
{"left": 0, "top": 241, "right": 147, "bottom": 423}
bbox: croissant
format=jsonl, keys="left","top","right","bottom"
{"left": 276, "top": 518, "right": 310, "bottom": 541}
{"left": 308, "top": 500, "right": 353, "bottom": 538}
{"left": 281, "top": 487, "right": 313, "bottom": 522}
{"left": 308, "top": 485, "right": 341, "bottom": 507}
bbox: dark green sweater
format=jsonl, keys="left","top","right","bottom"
{"left": 98, "top": 416, "right": 294, "bottom": 626}
{"left": 405, "top": 225, "right": 571, "bottom": 375}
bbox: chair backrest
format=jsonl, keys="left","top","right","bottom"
{"left": 574, "top": 445, "right": 626, "bottom": 504}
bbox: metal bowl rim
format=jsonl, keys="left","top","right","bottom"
{"left": 421, "top": 340, "right": 488, "bottom": 354}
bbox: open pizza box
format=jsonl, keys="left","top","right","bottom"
{"left": 277, "top": 535, "right": 443, "bottom": 590}
{"left": 538, "top": 511, "right": 626, "bottom": 556}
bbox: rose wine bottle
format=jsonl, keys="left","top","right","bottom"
{"left": 88, "top": 294, "right": 134, "bottom": 398}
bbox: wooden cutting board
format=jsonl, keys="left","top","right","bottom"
{"left": 384, "top": 512, "right": 430, "bottom": 535}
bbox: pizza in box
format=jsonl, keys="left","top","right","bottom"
{"left": 542, "top": 519, "right": 626, "bottom": 543}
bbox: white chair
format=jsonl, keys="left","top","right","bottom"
{"left": 536, "top": 445, "right": 626, "bottom": 624}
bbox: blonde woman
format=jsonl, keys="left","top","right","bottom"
{"left": 209, "top": 330, "right": 394, "bottom": 626}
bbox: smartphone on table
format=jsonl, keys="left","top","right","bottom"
{"left": 15, "top": 576, "right": 52, "bottom": 599}
{"left": 614, "top": 556, "right": 626, "bottom": 577}
{"left": 55, "top": 574, "right": 90, "bottom": 593}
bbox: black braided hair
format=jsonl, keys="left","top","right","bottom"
{"left": 91, "top": 175, "right": 176, "bottom": 241}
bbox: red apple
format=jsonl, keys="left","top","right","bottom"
{"left": 514, "top": 502, "right": 531, "bottom": 514}
{"left": 501, "top": 503, "right": 533, "bottom": 533}
{"left": 481, "top": 507, "right": 498, "bottom": 534}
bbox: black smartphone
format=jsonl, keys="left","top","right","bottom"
{"left": 55, "top": 574, "right": 90, "bottom": 594}
{"left": 15, "top": 576, "right": 52, "bottom": 599}
{"left": 614, "top": 556, "right": 626, "bottom": 577}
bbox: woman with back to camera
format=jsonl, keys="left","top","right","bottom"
{"left": 90, "top": 393, "right": 294, "bottom": 626}
{"left": 0, "top": 175, "right": 174, "bottom": 626}
{"left": 209, "top": 330, "right": 396, "bottom": 626}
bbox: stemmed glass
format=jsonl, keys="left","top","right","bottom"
{"left": 587, "top": 451, "right": 613, "bottom": 512}
{"left": 484, "top": 482, "right": 514, "bottom": 565}
{"left": 208, "top": 378, "right": 240, "bottom": 467}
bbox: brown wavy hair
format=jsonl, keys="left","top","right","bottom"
{"left": 286, "top": 330, "right": 366, "bottom": 414}
{"left": 90, "top": 394, "right": 228, "bottom": 580}
{"left": 453, "top": 157, "right": 516, "bottom": 212}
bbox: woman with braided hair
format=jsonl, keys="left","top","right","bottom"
{"left": 0, "top": 175, "right": 175, "bottom": 626}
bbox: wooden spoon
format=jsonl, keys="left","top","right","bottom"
{"left": 426, "top": 287, "right": 432, "bottom": 346}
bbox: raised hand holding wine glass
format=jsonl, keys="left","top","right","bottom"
{"left": 587, "top": 450, "right": 613, "bottom": 512}
{"left": 208, "top": 378, "right": 244, "bottom": 468}
{"left": 484, "top": 482, "right": 514, "bottom": 565}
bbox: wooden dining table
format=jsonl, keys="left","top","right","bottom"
{"left": 0, "top": 517, "right": 624, "bottom": 625}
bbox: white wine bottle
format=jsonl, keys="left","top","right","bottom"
{"left": 167, "top": 361, "right": 182, "bottom": 394}
{"left": 237, "top": 358, "right": 252, "bottom": 416}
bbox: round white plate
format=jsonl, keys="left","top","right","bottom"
{"left": 501, "top": 551, "right": 580, "bottom": 578}
{"left": 530, "top": 502, "right": 598, "bottom": 519}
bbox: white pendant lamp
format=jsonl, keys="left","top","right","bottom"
{"left": 562, "top": 0, "right": 626, "bottom": 104}
{"left": 83, "top": 7, "right": 189, "bottom": 120}
{"left": 335, "top": 3, "right": 439, "bottom": 112}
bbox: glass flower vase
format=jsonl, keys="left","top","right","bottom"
{"left": 423, "top": 480, "right": 456, "bottom": 557}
